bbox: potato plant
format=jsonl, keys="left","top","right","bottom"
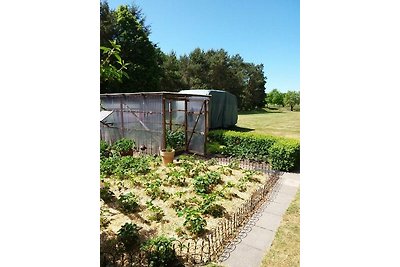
{"left": 100, "top": 151, "right": 269, "bottom": 240}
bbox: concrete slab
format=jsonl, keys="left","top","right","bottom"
{"left": 261, "top": 201, "right": 292, "bottom": 217}
{"left": 220, "top": 173, "right": 300, "bottom": 267}
{"left": 272, "top": 184, "right": 298, "bottom": 196}
{"left": 254, "top": 211, "right": 284, "bottom": 230}
{"left": 270, "top": 192, "right": 297, "bottom": 205}
{"left": 221, "top": 243, "right": 265, "bottom": 267}
{"left": 242, "top": 226, "right": 275, "bottom": 250}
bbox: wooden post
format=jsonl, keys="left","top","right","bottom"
{"left": 184, "top": 98, "right": 188, "bottom": 151}
{"left": 204, "top": 99, "right": 209, "bottom": 155}
{"left": 169, "top": 100, "right": 172, "bottom": 131}
{"left": 161, "top": 96, "right": 166, "bottom": 150}
{"left": 120, "top": 99, "right": 124, "bottom": 137}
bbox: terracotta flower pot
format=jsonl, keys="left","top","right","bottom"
{"left": 160, "top": 149, "right": 175, "bottom": 166}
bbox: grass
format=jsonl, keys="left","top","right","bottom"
{"left": 236, "top": 106, "right": 299, "bottom": 139}
{"left": 260, "top": 190, "right": 300, "bottom": 267}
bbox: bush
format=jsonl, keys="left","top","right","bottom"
{"left": 268, "top": 139, "right": 300, "bottom": 172}
{"left": 208, "top": 130, "right": 300, "bottom": 172}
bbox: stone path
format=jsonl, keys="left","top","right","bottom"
{"left": 219, "top": 172, "right": 300, "bottom": 267}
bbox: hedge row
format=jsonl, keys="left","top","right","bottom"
{"left": 208, "top": 130, "right": 300, "bottom": 172}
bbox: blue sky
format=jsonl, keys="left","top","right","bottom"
{"left": 105, "top": 0, "right": 299, "bottom": 92}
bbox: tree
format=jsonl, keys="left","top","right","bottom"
{"left": 100, "top": 1, "right": 163, "bottom": 93}
{"left": 267, "top": 89, "right": 284, "bottom": 107}
{"left": 159, "top": 51, "right": 186, "bottom": 91}
{"left": 284, "top": 91, "right": 300, "bottom": 111}
{"left": 240, "top": 63, "right": 267, "bottom": 110}
{"left": 100, "top": 40, "right": 130, "bottom": 88}
{"left": 100, "top": 1, "right": 116, "bottom": 47}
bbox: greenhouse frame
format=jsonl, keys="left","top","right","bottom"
{"left": 100, "top": 92, "right": 211, "bottom": 155}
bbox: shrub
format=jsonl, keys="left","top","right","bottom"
{"left": 208, "top": 130, "right": 300, "bottom": 172}
{"left": 142, "top": 236, "right": 182, "bottom": 267}
{"left": 268, "top": 139, "right": 300, "bottom": 172}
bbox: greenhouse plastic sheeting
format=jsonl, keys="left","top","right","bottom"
{"left": 100, "top": 94, "right": 163, "bottom": 155}
{"left": 179, "top": 89, "right": 238, "bottom": 129}
{"left": 100, "top": 92, "right": 210, "bottom": 155}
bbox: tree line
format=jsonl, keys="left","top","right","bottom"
{"left": 266, "top": 89, "right": 300, "bottom": 111}
{"left": 100, "top": 1, "right": 267, "bottom": 110}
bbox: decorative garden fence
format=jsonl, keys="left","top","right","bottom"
{"left": 100, "top": 158, "right": 281, "bottom": 267}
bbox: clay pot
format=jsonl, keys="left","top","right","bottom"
{"left": 160, "top": 149, "right": 175, "bottom": 166}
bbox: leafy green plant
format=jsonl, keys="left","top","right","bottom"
{"left": 100, "top": 185, "right": 114, "bottom": 202}
{"left": 100, "top": 156, "right": 120, "bottom": 176}
{"left": 166, "top": 129, "right": 185, "bottom": 151}
{"left": 100, "top": 155, "right": 152, "bottom": 179}
{"left": 145, "top": 179, "right": 170, "bottom": 201}
{"left": 112, "top": 138, "right": 135, "bottom": 156}
{"left": 166, "top": 167, "right": 187, "bottom": 186}
{"left": 217, "top": 165, "right": 233, "bottom": 175}
{"left": 228, "top": 159, "right": 241, "bottom": 170}
{"left": 200, "top": 193, "right": 225, "bottom": 218}
{"left": 193, "top": 171, "right": 222, "bottom": 194}
{"left": 100, "top": 140, "right": 111, "bottom": 158}
{"left": 100, "top": 208, "right": 111, "bottom": 228}
{"left": 146, "top": 201, "right": 165, "bottom": 222}
{"left": 117, "top": 192, "right": 139, "bottom": 213}
{"left": 100, "top": 40, "right": 130, "bottom": 84}
{"left": 117, "top": 222, "right": 141, "bottom": 251}
{"left": 177, "top": 207, "right": 207, "bottom": 235}
{"left": 142, "top": 236, "right": 182, "bottom": 267}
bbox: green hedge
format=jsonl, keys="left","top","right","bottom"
{"left": 208, "top": 130, "right": 300, "bottom": 172}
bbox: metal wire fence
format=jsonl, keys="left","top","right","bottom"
{"left": 100, "top": 158, "right": 281, "bottom": 266}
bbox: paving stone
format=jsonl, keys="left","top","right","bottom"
{"left": 220, "top": 173, "right": 300, "bottom": 267}
{"left": 270, "top": 192, "right": 297, "bottom": 205}
{"left": 254, "top": 211, "right": 283, "bottom": 230}
{"left": 272, "top": 184, "right": 298, "bottom": 196}
{"left": 242, "top": 226, "right": 275, "bottom": 250}
{"left": 261, "top": 200, "right": 291, "bottom": 217}
{"left": 221, "top": 243, "right": 265, "bottom": 267}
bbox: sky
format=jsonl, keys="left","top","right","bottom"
{"left": 105, "top": 0, "right": 299, "bottom": 93}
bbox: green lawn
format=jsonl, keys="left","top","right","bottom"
{"left": 260, "top": 190, "right": 300, "bottom": 267}
{"left": 236, "top": 107, "right": 300, "bottom": 139}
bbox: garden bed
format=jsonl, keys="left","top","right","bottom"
{"left": 100, "top": 155, "right": 271, "bottom": 239}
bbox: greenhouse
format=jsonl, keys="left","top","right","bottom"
{"left": 100, "top": 92, "right": 210, "bottom": 155}
{"left": 179, "top": 89, "right": 238, "bottom": 129}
